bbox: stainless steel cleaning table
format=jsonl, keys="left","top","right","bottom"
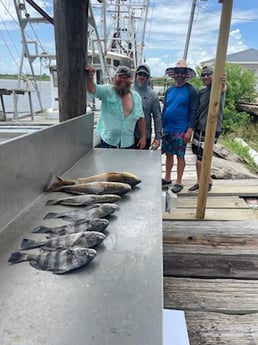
{"left": 0, "top": 148, "right": 163, "bottom": 345}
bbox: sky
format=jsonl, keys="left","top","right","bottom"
{"left": 0, "top": 0, "right": 258, "bottom": 78}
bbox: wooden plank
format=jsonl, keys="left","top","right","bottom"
{"left": 163, "top": 220, "right": 258, "bottom": 234}
{"left": 163, "top": 253, "right": 258, "bottom": 279}
{"left": 176, "top": 196, "right": 248, "bottom": 208}
{"left": 163, "top": 220, "right": 258, "bottom": 254}
{"left": 184, "top": 311, "right": 258, "bottom": 345}
{"left": 164, "top": 277, "right": 258, "bottom": 313}
{"left": 163, "top": 208, "right": 258, "bottom": 220}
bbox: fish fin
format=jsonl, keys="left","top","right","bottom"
{"left": 52, "top": 269, "right": 67, "bottom": 274}
{"left": 8, "top": 251, "right": 27, "bottom": 264}
{"left": 43, "top": 212, "right": 58, "bottom": 220}
{"left": 20, "top": 238, "right": 41, "bottom": 250}
{"left": 29, "top": 260, "right": 44, "bottom": 271}
{"left": 32, "top": 225, "right": 51, "bottom": 233}
{"left": 45, "top": 199, "right": 57, "bottom": 206}
{"left": 41, "top": 246, "right": 59, "bottom": 251}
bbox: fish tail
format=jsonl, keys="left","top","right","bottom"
{"left": 43, "top": 212, "right": 58, "bottom": 220}
{"left": 20, "top": 238, "right": 41, "bottom": 250}
{"left": 8, "top": 251, "right": 28, "bottom": 264}
{"left": 32, "top": 225, "right": 51, "bottom": 233}
{"left": 44, "top": 174, "right": 63, "bottom": 191}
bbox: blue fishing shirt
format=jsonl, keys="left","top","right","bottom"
{"left": 89, "top": 84, "right": 144, "bottom": 148}
{"left": 162, "top": 83, "right": 198, "bottom": 133}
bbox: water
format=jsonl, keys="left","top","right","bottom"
{"left": 0, "top": 79, "right": 51, "bottom": 117}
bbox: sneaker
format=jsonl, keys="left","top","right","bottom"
{"left": 208, "top": 183, "right": 212, "bottom": 192}
{"left": 188, "top": 183, "right": 199, "bottom": 191}
{"left": 162, "top": 179, "right": 172, "bottom": 186}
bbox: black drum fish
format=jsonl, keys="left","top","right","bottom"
{"left": 43, "top": 203, "right": 118, "bottom": 222}
{"left": 19, "top": 231, "right": 106, "bottom": 251}
{"left": 8, "top": 247, "right": 97, "bottom": 274}
{"left": 32, "top": 218, "right": 110, "bottom": 236}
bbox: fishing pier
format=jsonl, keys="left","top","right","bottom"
{"left": 162, "top": 148, "right": 258, "bottom": 344}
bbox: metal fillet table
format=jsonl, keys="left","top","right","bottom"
{"left": 0, "top": 148, "right": 163, "bottom": 345}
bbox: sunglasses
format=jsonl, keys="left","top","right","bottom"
{"left": 174, "top": 68, "right": 187, "bottom": 74}
{"left": 201, "top": 72, "right": 213, "bottom": 77}
{"left": 137, "top": 72, "right": 148, "bottom": 77}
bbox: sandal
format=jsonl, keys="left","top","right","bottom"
{"left": 188, "top": 183, "right": 212, "bottom": 192}
{"left": 171, "top": 184, "right": 183, "bottom": 193}
{"left": 188, "top": 183, "right": 199, "bottom": 192}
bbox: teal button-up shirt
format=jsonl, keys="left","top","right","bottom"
{"left": 90, "top": 84, "right": 144, "bottom": 148}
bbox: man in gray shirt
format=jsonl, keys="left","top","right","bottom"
{"left": 133, "top": 64, "right": 162, "bottom": 150}
{"left": 189, "top": 64, "right": 227, "bottom": 192}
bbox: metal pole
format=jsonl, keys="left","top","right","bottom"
{"left": 183, "top": 0, "right": 196, "bottom": 60}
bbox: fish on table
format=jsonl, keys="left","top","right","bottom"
{"left": 19, "top": 231, "right": 106, "bottom": 251}
{"left": 8, "top": 247, "right": 97, "bottom": 274}
{"left": 46, "top": 193, "right": 121, "bottom": 207}
{"left": 45, "top": 180, "right": 132, "bottom": 196}
{"left": 32, "top": 218, "right": 110, "bottom": 236}
{"left": 45, "top": 172, "right": 141, "bottom": 191}
{"left": 43, "top": 203, "right": 118, "bottom": 222}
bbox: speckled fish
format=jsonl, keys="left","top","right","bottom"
{"left": 43, "top": 203, "right": 118, "bottom": 222}
{"left": 46, "top": 193, "right": 121, "bottom": 206}
{"left": 19, "top": 231, "right": 106, "bottom": 251}
{"left": 8, "top": 247, "right": 97, "bottom": 274}
{"left": 45, "top": 172, "right": 141, "bottom": 191}
{"left": 32, "top": 218, "right": 110, "bottom": 236}
{"left": 45, "top": 180, "right": 132, "bottom": 195}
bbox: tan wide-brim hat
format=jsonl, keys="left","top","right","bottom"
{"left": 165, "top": 59, "right": 196, "bottom": 80}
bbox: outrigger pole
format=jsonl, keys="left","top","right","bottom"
{"left": 196, "top": 0, "right": 233, "bottom": 219}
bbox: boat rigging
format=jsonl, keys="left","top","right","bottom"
{"left": 1, "top": 0, "right": 150, "bottom": 118}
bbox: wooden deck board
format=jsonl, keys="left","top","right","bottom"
{"left": 185, "top": 311, "right": 258, "bottom": 345}
{"left": 163, "top": 208, "right": 258, "bottom": 220}
{"left": 161, "top": 146, "right": 258, "bottom": 343}
{"left": 164, "top": 277, "right": 258, "bottom": 314}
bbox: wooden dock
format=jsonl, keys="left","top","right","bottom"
{"left": 162, "top": 147, "right": 258, "bottom": 344}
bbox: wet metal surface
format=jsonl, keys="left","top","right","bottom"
{"left": 0, "top": 149, "right": 163, "bottom": 345}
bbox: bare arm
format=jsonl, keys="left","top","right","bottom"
{"left": 136, "top": 118, "right": 147, "bottom": 149}
{"left": 85, "top": 64, "right": 96, "bottom": 94}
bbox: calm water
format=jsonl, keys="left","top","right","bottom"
{"left": 0, "top": 79, "right": 52, "bottom": 116}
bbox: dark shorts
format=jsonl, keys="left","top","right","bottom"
{"left": 191, "top": 129, "right": 221, "bottom": 161}
{"left": 95, "top": 139, "right": 135, "bottom": 149}
{"left": 161, "top": 132, "right": 186, "bottom": 157}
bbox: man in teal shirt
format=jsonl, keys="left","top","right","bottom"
{"left": 86, "top": 64, "right": 146, "bottom": 149}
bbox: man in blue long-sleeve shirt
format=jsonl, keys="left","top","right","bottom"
{"left": 161, "top": 59, "right": 198, "bottom": 193}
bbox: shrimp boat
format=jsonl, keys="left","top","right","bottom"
{"left": 10, "top": 0, "right": 150, "bottom": 118}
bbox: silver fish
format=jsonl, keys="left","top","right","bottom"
{"left": 20, "top": 231, "right": 106, "bottom": 251}
{"left": 8, "top": 247, "right": 97, "bottom": 274}
{"left": 45, "top": 180, "right": 132, "bottom": 195}
{"left": 45, "top": 172, "right": 141, "bottom": 191}
{"left": 46, "top": 193, "right": 121, "bottom": 206}
{"left": 32, "top": 218, "right": 110, "bottom": 236}
{"left": 43, "top": 203, "right": 118, "bottom": 222}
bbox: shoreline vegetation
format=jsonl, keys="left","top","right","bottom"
{"left": 0, "top": 74, "right": 50, "bottom": 81}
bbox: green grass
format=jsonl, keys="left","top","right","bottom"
{"left": 221, "top": 124, "right": 258, "bottom": 174}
